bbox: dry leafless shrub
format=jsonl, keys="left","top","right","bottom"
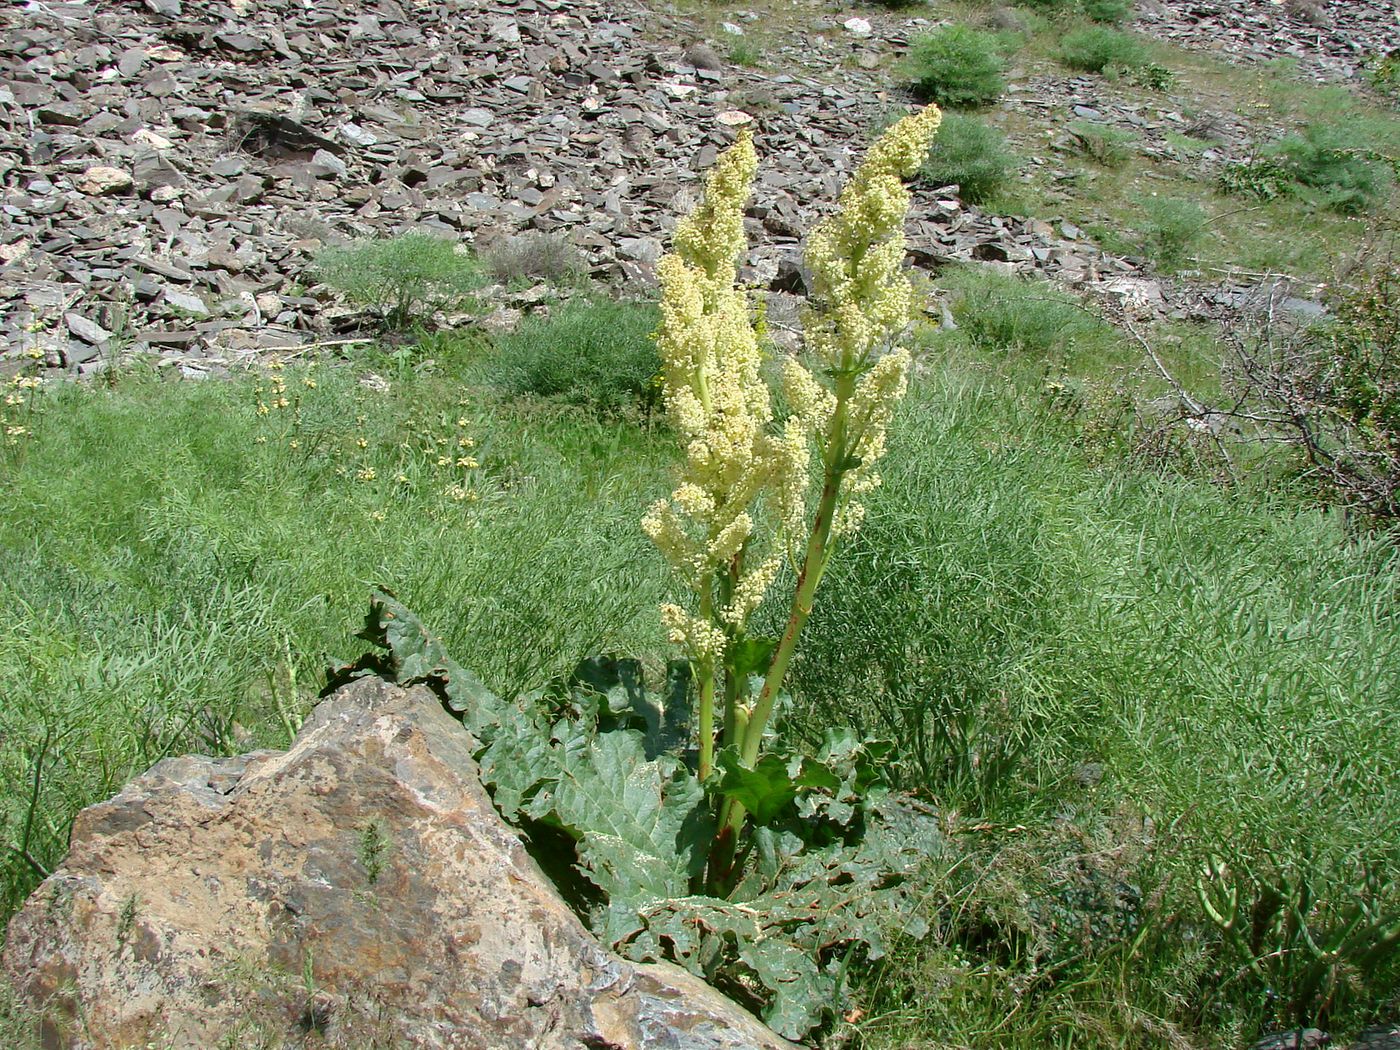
{"left": 478, "top": 230, "right": 587, "bottom": 285}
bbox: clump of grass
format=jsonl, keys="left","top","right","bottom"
{"left": 491, "top": 300, "right": 662, "bottom": 420}
{"left": 1015, "top": 0, "right": 1130, "bottom": 21}
{"left": 902, "top": 25, "right": 1008, "bottom": 108}
{"left": 313, "top": 232, "right": 483, "bottom": 331}
{"left": 1067, "top": 120, "right": 1138, "bottom": 168}
{"left": 940, "top": 266, "right": 1110, "bottom": 360}
{"left": 917, "top": 113, "right": 1021, "bottom": 204}
{"left": 727, "top": 36, "right": 763, "bottom": 67}
{"left": 1136, "top": 196, "right": 1207, "bottom": 270}
{"left": 1219, "top": 123, "right": 1394, "bottom": 215}
{"left": 1013, "top": 0, "right": 1078, "bottom": 14}
{"left": 479, "top": 231, "right": 588, "bottom": 286}
{"left": 1271, "top": 122, "right": 1394, "bottom": 215}
{"left": 1058, "top": 25, "right": 1148, "bottom": 73}
{"left": 0, "top": 982, "right": 41, "bottom": 1050}
{"left": 1081, "top": 0, "right": 1131, "bottom": 23}
{"left": 1369, "top": 50, "right": 1400, "bottom": 99}
{"left": 1129, "top": 62, "right": 1175, "bottom": 90}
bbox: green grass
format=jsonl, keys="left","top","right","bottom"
{"left": 917, "top": 112, "right": 1022, "bottom": 205}
{"left": 3, "top": 333, "right": 1398, "bottom": 1044}
{"left": 1135, "top": 195, "right": 1209, "bottom": 270}
{"left": 1058, "top": 25, "right": 1149, "bottom": 74}
{"left": 937, "top": 265, "right": 1127, "bottom": 370}
{"left": 787, "top": 362, "right": 1400, "bottom": 1046}
{"left": 0, "top": 347, "right": 671, "bottom": 921}
{"left": 1067, "top": 120, "right": 1139, "bottom": 169}
{"left": 487, "top": 299, "right": 663, "bottom": 420}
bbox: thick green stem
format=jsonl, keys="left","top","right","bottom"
{"left": 720, "top": 549, "right": 742, "bottom": 744}
{"left": 696, "top": 583, "right": 716, "bottom": 782}
{"left": 697, "top": 666, "right": 716, "bottom": 782}
{"left": 740, "top": 470, "right": 839, "bottom": 768}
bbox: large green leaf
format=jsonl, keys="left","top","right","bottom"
{"left": 329, "top": 589, "right": 507, "bottom": 733}
{"left": 565, "top": 655, "right": 692, "bottom": 759}
{"left": 534, "top": 728, "right": 710, "bottom": 944}
{"left": 714, "top": 750, "right": 799, "bottom": 826}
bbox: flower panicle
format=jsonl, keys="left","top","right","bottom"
{"left": 802, "top": 105, "right": 942, "bottom": 373}
{"left": 793, "top": 104, "right": 941, "bottom": 535}
{"left": 644, "top": 107, "right": 940, "bottom": 661}
{"left": 647, "top": 130, "right": 802, "bottom": 659}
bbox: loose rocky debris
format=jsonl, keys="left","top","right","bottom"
{"left": 1248, "top": 1026, "right": 1400, "bottom": 1050}
{"left": 1010, "top": 71, "right": 1257, "bottom": 170}
{"left": 4, "top": 0, "right": 1378, "bottom": 378}
{"left": 0, "top": 0, "right": 1144, "bottom": 378}
{"left": 1134, "top": 0, "right": 1400, "bottom": 85}
{"left": 2, "top": 676, "right": 798, "bottom": 1050}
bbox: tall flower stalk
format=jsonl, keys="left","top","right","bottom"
{"left": 644, "top": 106, "right": 943, "bottom": 893}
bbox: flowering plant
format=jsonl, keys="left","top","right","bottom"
{"left": 341, "top": 106, "right": 948, "bottom": 1038}
{"left": 644, "top": 105, "right": 943, "bottom": 892}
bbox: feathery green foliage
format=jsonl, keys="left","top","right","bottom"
{"left": 917, "top": 113, "right": 1020, "bottom": 204}
{"left": 1067, "top": 120, "right": 1138, "bottom": 168}
{"left": 1137, "top": 196, "right": 1208, "bottom": 270}
{"left": 1058, "top": 25, "right": 1148, "bottom": 73}
{"left": 313, "top": 232, "right": 483, "bottom": 330}
{"left": 491, "top": 300, "right": 663, "bottom": 420}
{"left": 1220, "top": 123, "right": 1394, "bottom": 215}
{"left": 903, "top": 25, "right": 1008, "bottom": 107}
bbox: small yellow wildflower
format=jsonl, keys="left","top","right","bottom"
{"left": 394, "top": 472, "right": 409, "bottom": 484}
{"left": 369, "top": 510, "right": 386, "bottom": 522}
{"left": 357, "top": 437, "right": 369, "bottom": 449}
{"left": 457, "top": 417, "right": 469, "bottom": 428}
{"left": 456, "top": 456, "right": 478, "bottom": 469}
{"left": 256, "top": 402, "right": 269, "bottom": 416}
{"left": 290, "top": 439, "right": 301, "bottom": 450}
{"left": 6, "top": 425, "right": 28, "bottom": 436}
{"left": 254, "top": 435, "right": 267, "bottom": 444}
{"left": 303, "top": 377, "right": 317, "bottom": 389}
{"left": 436, "top": 455, "right": 450, "bottom": 467}
{"left": 457, "top": 436, "right": 474, "bottom": 449}
{"left": 356, "top": 467, "right": 376, "bottom": 482}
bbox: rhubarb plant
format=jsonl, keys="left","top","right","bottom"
{"left": 643, "top": 105, "right": 943, "bottom": 893}
{"left": 332, "top": 109, "right": 948, "bottom": 1039}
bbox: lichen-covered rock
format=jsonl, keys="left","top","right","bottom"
{"left": 2, "top": 677, "right": 796, "bottom": 1050}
